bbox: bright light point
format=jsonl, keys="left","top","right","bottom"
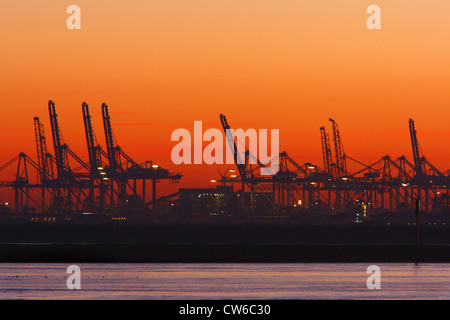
{"left": 152, "top": 164, "right": 159, "bottom": 168}
{"left": 210, "top": 180, "right": 216, "bottom": 183}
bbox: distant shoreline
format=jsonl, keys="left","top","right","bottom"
{"left": 1, "top": 243, "right": 450, "bottom": 263}
{"left": 0, "top": 223, "right": 449, "bottom": 263}
{"left": 0, "top": 222, "right": 448, "bottom": 244}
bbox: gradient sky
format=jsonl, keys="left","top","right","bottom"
{"left": 1, "top": 1, "right": 450, "bottom": 199}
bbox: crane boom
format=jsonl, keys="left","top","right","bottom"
{"left": 82, "top": 102, "right": 103, "bottom": 172}
{"left": 101, "top": 103, "right": 118, "bottom": 171}
{"left": 409, "top": 118, "right": 423, "bottom": 175}
{"left": 329, "top": 118, "right": 346, "bottom": 176}
{"left": 34, "top": 117, "right": 50, "bottom": 182}
{"left": 320, "top": 126, "right": 333, "bottom": 175}
{"left": 101, "top": 103, "right": 139, "bottom": 171}
{"left": 48, "top": 100, "right": 68, "bottom": 178}
{"left": 220, "top": 114, "right": 248, "bottom": 180}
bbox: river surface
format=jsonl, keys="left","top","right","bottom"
{"left": 0, "top": 263, "right": 449, "bottom": 299}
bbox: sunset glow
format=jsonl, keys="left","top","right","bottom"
{"left": 1, "top": 0, "right": 450, "bottom": 200}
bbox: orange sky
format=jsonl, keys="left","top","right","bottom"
{"left": 1, "top": 1, "right": 450, "bottom": 199}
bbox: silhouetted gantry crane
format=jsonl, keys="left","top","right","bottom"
{"left": 329, "top": 118, "right": 347, "bottom": 178}
{"left": 219, "top": 114, "right": 276, "bottom": 213}
{"left": 320, "top": 126, "right": 333, "bottom": 176}
{"left": 408, "top": 119, "right": 448, "bottom": 211}
{"left": 100, "top": 103, "right": 182, "bottom": 210}
{"left": 2, "top": 108, "right": 450, "bottom": 218}
{"left": 0, "top": 100, "right": 182, "bottom": 215}
{"left": 219, "top": 114, "right": 325, "bottom": 215}
{"left": 217, "top": 115, "right": 450, "bottom": 217}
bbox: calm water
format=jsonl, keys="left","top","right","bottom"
{"left": 0, "top": 263, "right": 449, "bottom": 300}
